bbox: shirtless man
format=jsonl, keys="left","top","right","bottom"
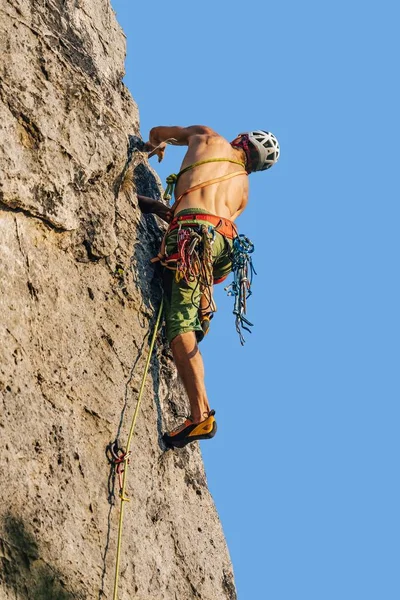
{"left": 138, "top": 126, "right": 279, "bottom": 448}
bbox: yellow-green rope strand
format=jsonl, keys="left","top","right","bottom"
{"left": 112, "top": 298, "right": 164, "bottom": 600}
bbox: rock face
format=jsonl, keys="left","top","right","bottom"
{"left": 0, "top": 1, "right": 236, "bottom": 599}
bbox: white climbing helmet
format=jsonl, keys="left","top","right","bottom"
{"left": 246, "top": 130, "right": 280, "bottom": 171}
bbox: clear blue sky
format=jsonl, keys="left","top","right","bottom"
{"left": 111, "top": 2, "right": 399, "bottom": 598}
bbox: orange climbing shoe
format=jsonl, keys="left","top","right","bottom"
{"left": 163, "top": 410, "right": 217, "bottom": 448}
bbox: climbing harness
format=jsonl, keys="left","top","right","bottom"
{"left": 151, "top": 213, "right": 238, "bottom": 267}
{"left": 110, "top": 299, "right": 164, "bottom": 600}
{"left": 168, "top": 213, "right": 238, "bottom": 239}
{"left": 224, "top": 235, "right": 256, "bottom": 345}
{"left": 153, "top": 215, "right": 256, "bottom": 342}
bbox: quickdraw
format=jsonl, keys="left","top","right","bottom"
{"left": 225, "top": 235, "right": 256, "bottom": 345}
{"left": 107, "top": 441, "right": 132, "bottom": 501}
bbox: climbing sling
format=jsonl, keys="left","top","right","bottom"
{"left": 163, "top": 157, "right": 247, "bottom": 204}
{"left": 152, "top": 157, "right": 246, "bottom": 267}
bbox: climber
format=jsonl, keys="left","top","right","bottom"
{"left": 138, "top": 126, "right": 280, "bottom": 448}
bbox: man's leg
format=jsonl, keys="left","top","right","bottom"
{"left": 170, "top": 331, "right": 210, "bottom": 423}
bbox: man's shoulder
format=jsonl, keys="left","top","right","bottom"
{"left": 187, "top": 125, "right": 221, "bottom": 138}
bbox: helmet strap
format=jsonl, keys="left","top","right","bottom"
{"left": 231, "top": 135, "right": 257, "bottom": 173}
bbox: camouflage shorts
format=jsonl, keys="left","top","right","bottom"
{"left": 163, "top": 209, "right": 233, "bottom": 344}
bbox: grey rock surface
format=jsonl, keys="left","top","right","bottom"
{"left": 0, "top": 1, "right": 236, "bottom": 598}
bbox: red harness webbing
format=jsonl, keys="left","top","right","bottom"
{"left": 168, "top": 213, "right": 238, "bottom": 239}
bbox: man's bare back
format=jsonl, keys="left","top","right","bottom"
{"left": 145, "top": 125, "right": 249, "bottom": 221}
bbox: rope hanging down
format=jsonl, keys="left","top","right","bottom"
{"left": 225, "top": 235, "right": 256, "bottom": 345}
{"left": 111, "top": 299, "right": 164, "bottom": 600}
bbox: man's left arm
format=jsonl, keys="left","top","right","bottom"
{"left": 137, "top": 194, "right": 172, "bottom": 223}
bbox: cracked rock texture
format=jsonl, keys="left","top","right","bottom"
{"left": 0, "top": 1, "right": 236, "bottom": 599}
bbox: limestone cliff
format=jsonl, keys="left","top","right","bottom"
{"left": 0, "top": 1, "right": 236, "bottom": 598}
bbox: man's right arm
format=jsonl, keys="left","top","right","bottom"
{"left": 148, "top": 125, "right": 214, "bottom": 146}
{"left": 145, "top": 125, "right": 215, "bottom": 161}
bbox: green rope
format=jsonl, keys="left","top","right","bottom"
{"left": 112, "top": 298, "right": 164, "bottom": 600}
{"left": 163, "top": 158, "right": 245, "bottom": 201}
{"left": 164, "top": 173, "right": 178, "bottom": 201}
